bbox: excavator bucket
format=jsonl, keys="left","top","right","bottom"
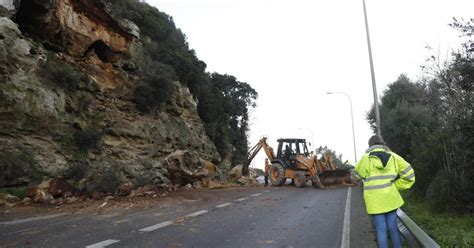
{"left": 311, "top": 154, "right": 356, "bottom": 188}
{"left": 312, "top": 169, "right": 355, "bottom": 188}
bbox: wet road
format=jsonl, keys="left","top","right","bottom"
{"left": 0, "top": 184, "right": 376, "bottom": 248}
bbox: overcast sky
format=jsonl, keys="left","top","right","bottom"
{"left": 146, "top": 0, "right": 472, "bottom": 169}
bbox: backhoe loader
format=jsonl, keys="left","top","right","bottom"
{"left": 242, "top": 137, "right": 354, "bottom": 188}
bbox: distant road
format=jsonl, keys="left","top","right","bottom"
{"left": 0, "top": 184, "right": 376, "bottom": 248}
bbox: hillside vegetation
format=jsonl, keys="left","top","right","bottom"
{"left": 367, "top": 18, "right": 473, "bottom": 211}
{"left": 103, "top": 0, "right": 258, "bottom": 166}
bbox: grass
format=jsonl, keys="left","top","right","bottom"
{"left": 401, "top": 193, "right": 474, "bottom": 247}
{"left": 0, "top": 186, "right": 28, "bottom": 199}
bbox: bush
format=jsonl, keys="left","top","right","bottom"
{"left": 0, "top": 150, "right": 40, "bottom": 187}
{"left": 133, "top": 72, "right": 175, "bottom": 112}
{"left": 63, "top": 160, "right": 89, "bottom": 181}
{"left": 74, "top": 129, "right": 103, "bottom": 151}
{"left": 86, "top": 167, "right": 123, "bottom": 194}
{"left": 42, "top": 60, "right": 87, "bottom": 92}
{"left": 0, "top": 187, "right": 28, "bottom": 199}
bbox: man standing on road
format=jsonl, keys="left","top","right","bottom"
{"left": 264, "top": 158, "right": 270, "bottom": 186}
{"left": 353, "top": 135, "right": 415, "bottom": 248}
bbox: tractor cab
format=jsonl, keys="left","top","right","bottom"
{"left": 276, "top": 138, "right": 310, "bottom": 168}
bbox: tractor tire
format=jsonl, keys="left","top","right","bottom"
{"left": 294, "top": 171, "right": 306, "bottom": 188}
{"left": 269, "top": 163, "right": 285, "bottom": 186}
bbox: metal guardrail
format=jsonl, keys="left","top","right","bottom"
{"left": 397, "top": 209, "right": 440, "bottom": 248}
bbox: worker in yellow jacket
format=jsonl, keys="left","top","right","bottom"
{"left": 354, "top": 135, "right": 415, "bottom": 248}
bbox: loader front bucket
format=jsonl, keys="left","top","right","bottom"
{"left": 317, "top": 169, "right": 355, "bottom": 188}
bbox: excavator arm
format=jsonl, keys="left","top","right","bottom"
{"left": 242, "top": 137, "right": 275, "bottom": 176}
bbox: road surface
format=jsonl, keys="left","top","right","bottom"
{"left": 0, "top": 184, "right": 376, "bottom": 248}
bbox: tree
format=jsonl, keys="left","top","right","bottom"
{"left": 365, "top": 18, "right": 473, "bottom": 209}
{"left": 315, "top": 146, "right": 353, "bottom": 169}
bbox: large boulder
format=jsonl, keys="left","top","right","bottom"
{"left": 228, "top": 164, "right": 243, "bottom": 182}
{"left": 27, "top": 187, "right": 53, "bottom": 203}
{"left": 48, "top": 177, "right": 73, "bottom": 198}
{"left": 165, "top": 150, "right": 208, "bottom": 186}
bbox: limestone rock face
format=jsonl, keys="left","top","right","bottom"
{"left": 17, "top": 0, "right": 133, "bottom": 57}
{"left": 0, "top": 1, "right": 222, "bottom": 191}
{"left": 0, "top": 0, "right": 18, "bottom": 17}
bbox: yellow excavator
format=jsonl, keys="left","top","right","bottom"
{"left": 242, "top": 137, "right": 354, "bottom": 188}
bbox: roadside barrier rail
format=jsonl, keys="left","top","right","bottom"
{"left": 397, "top": 209, "right": 440, "bottom": 248}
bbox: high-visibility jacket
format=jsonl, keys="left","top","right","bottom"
{"left": 354, "top": 145, "right": 415, "bottom": 214}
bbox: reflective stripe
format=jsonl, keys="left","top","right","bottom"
{"left": 364, "top": 175, "right": 396, "bottom": 182}
{"left": 400, "top": 165, "right": 413, "bottom": 176}
{"left": 364, "top": 182, "right": 393, "bottom": 190}
{"left": 353, "top": 170, "right": 364, "bottom": 179}
{"left": 403, "top": 173, "right": 415, "bottom": 180}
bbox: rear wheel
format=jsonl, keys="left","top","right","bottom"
{"left": 269, "top": 163, "right": 285, "bottom": 186}
{"left": 294, "top": 171, "right": 306, "bottom": 188}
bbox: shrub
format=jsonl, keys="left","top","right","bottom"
{"left": 63, "top": 160, "right": 89, "bottom": 181}
{"left": 74, "top": 129, "right": 103, "bottom": 151}
{"left": 85, "top": 167, "right": 123, "bottom": 194}
{"left": 0, "top": 187, "right": 28, "bottom": 199}
{"left": 42, "top": 60, "right": 87, "bottom": 92}
{"left": 133, "top": 72, "right": 175, "bottom": 112}
{"left": 0, "top": 150, "right": 40, "bottom": 187}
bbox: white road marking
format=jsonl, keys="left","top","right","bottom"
{"left": 139, "top": 221, "right": 174, "bottom": 232}
{"left": 216, "top": 203, "right": 232, "bottom": 208}
{"left": 85, "top": 239, "right": 120, "bottom": 248}
{"left": 341, "top": 187, "right": 352, "bottom": 248}
{"left": 251, "top": 193, "right": 262, "bottom": 197}
{"left": 235, "top": 197, "right": 248, "bottom": 202}
{"left": 185, "top": 210, "right": 208, "bottom": 218}
{"left": 2, "top": 216, "right": 85, "bottom": 236}
{"left": 113, "top": 219, "right": 129, "bottom": 224}
{"left": 0, "top": 213, "right": 67, "bottom": 225}
{"left": 263, "top": 190, "right": 270, "bottom": 193}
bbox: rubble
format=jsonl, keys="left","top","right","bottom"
{"left": 48, "top": 178, "right": 73, "bottom": 198}
{"left": 116, "top": 181, "right": 133, "bottom": 196}
{"left": 92, "top": 192, "right": 105, "bottom": 201}
{"left": 27, "top": 187, "right": 53, "bottom": 203}
{"left": 0, "top": 193, "right": 20, "bottom": 206}
{"left": 206, "top": 180, "right": 225, "bottom": 189}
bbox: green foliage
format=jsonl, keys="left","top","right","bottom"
{"left": 366, "top": 19, "right": 473, "bottom": 210}
{"left": 199, "top": 73, "right": 258, "bottom": 164}
{"left": 42, "top": 60, "right": 87, "bottom": 92}
{"left": 133, "top": 71, "right": 176, "bottom": 112}
{"left": 401, "top": 192, "right": 474, "bottom": 247}
{"left": 315, "top": 146, "right": 353, "bottom": 169}
{"left": 87, "top": 169, "right": 122, "bottom": 194}
{"left": 63, "top": 160, "right": 89, "bottom": 181}
{"left": 0, "top": 150, "right": 40, "bottom": 187}
{"left": 0, "top": 187, "right": 28, "bottom": 199}
{"left": 103, "top": 0, "right": 258, "bottom": 163}
{"left": 73, "top": 129, "right": 103, "bottom": 152}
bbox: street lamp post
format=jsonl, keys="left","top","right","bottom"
{"left": 327, "top": 92, "right": 357, "bottom": 165}
{"left": 362, "top": 0, "right": 382, "bottom": 138}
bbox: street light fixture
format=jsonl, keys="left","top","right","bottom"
{"left": 326, "top": 92, "right": 357, "bottom": 165}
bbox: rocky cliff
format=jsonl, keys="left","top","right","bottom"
{"left": 0, "top": 0, "right": 224, "bottom": 193}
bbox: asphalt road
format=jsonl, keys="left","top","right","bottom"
{"left": 0, "top": 184, "right": 376, "bottom": 248}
